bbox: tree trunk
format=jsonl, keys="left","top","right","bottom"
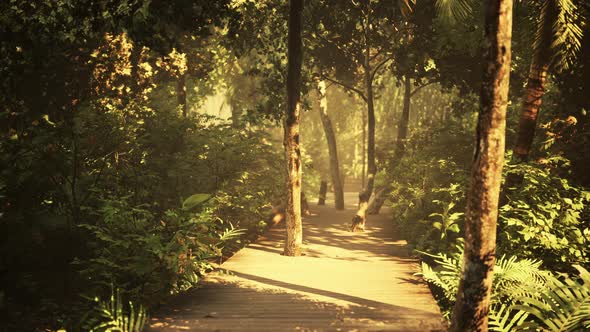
{"left": 361, "top": 109, "right": 367, "bottom": 188}
{"left": 283, "top": 0, "right": 304, "bottom": 257}
{"left": 301, "top": 191, "right": 310, "bottom": 216}
{"left": 513, "top": 0, "right": 555, "bottom": 162}
{"left": 352, "top": 6, "right": 376, "bottom": 231}
{"left": 507, "top": 1, "right": 555, "bottom": 189}
{"left": 367, "top": 186, "right": 390, "bottom": 214}
{"left": 318, "top": 180, "right": 327, "bottom": 205}
{"left": 450, "top": 1, "right": 512, "bottom": 331}
{"left": 396, "top": 75, "right": 412, "bottom": 154}
{"left": 367, "top": 76, "right": 411, "bottom": 215}
{"left": 513, "top": 63, "right": 548, "bottom": 161}
{"left": 317, "top": 79, "right": 345, "bottom": 210}
{"left": 177, "top": 73, "right": 188, "bottom": 117}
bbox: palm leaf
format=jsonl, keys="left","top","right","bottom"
{"left": 534, "top": 0, "right": 585, "bottom": 71}
{"left": 435, "top": 0, "right": 472, "bottom": 24}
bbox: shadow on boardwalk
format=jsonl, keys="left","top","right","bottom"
{"left": 147, "top": 192, "right": 446, "bottom": 331}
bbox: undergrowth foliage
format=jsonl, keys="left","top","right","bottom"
{"left": 385, "top": 101, "right": 590, "bottom": 328}
{"left": 0, "top": 30, "right": 285, "bottom": 329}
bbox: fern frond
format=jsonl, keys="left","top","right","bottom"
{"left": 493, "top": 255, "right": 549, "bottom": 302}
{"left": 417, "top": 261, "right": 457, "bottom": 302}
{"left": 488, "top": 303, "right": 529, "bottom": 332}
{"left": 219, "top": 224, "right": 245, "bottom": 242}
{"left": 515, "top": 265, "right": 590, "bottom": 332}
{"left": 89, "top": 288, "right": 147, "bottom": 332}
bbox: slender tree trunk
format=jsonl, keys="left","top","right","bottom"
{"left": 361, "top": 109, "right": 367, "bottom": 188}
{"left": 318, "top": 180, "right": 327, "bottom": 205}
{"left": 352, "top": 4, "right": 376, "bottom": 231}
{"left": 396, "top": 76, "right": 412, "bottom": 156}
{"left": 367, "top": 76, "right": 411, "bottom": 215}
{"left": 450, "top": 1, "right": 512, "bottom": 331}
{"left": 317, "top": 79, "right": 345, "bottom": 210}
{"left": 177, "top": 73, "right": 188, "bottom": 117}
{"left": 283, "top": 0, "right": 304, "bottom": 256}
{"left": 513, "top": 1, "right": 555, "bottom": 162}
{"left": 364, "top": 56, "right": 376, "bottom": 202}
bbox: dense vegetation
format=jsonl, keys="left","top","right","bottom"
{"left": 1, "top": 0, "right": 589, "bottom": 331}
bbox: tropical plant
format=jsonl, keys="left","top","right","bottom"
{"left": 417, "top": 244, "right": 550, "bottom": 319}
{"left": 500, "top": 157, "right": 590, "bottom": 269}
{"left": 488, "top": 303, "right": 530, "bottom": 332}
{"left": 78, "top": 195, "right": 243, "bottom": 305}
{"left": 83, "top": 288, "right": 147, "bottom": 332}
{"left": 425, "top": 183, "right": 464, "bottom": 240}
{"left": 514, "top": 265, "right": 590, "bottom": 332}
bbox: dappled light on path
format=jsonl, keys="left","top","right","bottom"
{"left": 148, "top": 192, "right": 446, "bottom": 331}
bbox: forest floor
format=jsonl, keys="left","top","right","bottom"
{"left": 146, "top": 191, "right": 446, "bottom": 331}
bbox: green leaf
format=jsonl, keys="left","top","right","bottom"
{"left": 182, "top": 193, "right": 211, "bottom": 210}
{"left": 448, "top": 224, "right": 460, "bottom": 233}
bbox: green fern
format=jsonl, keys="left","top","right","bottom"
{"left": 488, "top": 303, "right": 529, "bottom": 332}
{"left": 514, "top": 265, "right": 590, "bottom": 332}
{"left": 88, "top": 288, "right": 147, "bottom": 332}
{"left": 417, "top": 245, "right": 550, "bottom": 328}
{"left": 492, "top": 255, "right": 550, "bottom": 302}
{"left": 416, "top": 247, "right": 463, "bottom": 303}
{"left": 417, "top": 246, "right": 549, "bottom": 305}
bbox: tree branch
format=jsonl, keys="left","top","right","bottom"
{"left": 410, "top": 80, "right": 439, "bottom": 97}
{"left": 314, "top": 33, "right": 361, "bottom": 65}
{"left": 322, "top": 75, "right": 367, "bottom": 102}
{"left": 370, "top": 56, "right": 394, "bottom": 83}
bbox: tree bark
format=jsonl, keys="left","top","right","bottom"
{"left": 513, "top": 1, "right": 555, "bottom": 162}
{"left": 396, "top": 76, "right": 412, "bottom": 154}
{"left": 367, "top": 76, "right": 411, "bottom": 215}
{"left": 513, "top": 64, "right": 548, "bottom": 161}
{"left": 318, "top": 180, "right": 327, "bottom": 205}
{"left": 361, "top": 109, "right": 367, "bottom": 188}
{"left": 283, "top": 0, "right": 304, "bottom": 257}
{"left": 450, "top": 1, "right": 512, "bottom": 331}
{"left": 177, "top": 73, "right": 188, "bottom": 117}
{"left": 317, "top": 79, "right": 345, "bottom": 210}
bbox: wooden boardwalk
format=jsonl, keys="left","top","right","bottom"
{"left": 147, "top": 192, "right": 446, "bottom": 331}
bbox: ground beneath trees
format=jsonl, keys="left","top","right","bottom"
{"left": 147, "top": 191, "right": 446, "bottom": 331}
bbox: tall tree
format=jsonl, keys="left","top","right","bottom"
{"left": 316, "top": 77, "right": 345, "bottom": 210}
{"left": 283, "top": 0, "right": 304, "bottom": 256}
{"left": 513, "top": 0, "right": 584, "bottom": 162}
{"left": 309, "top": 0, "right": 407, "bottom": 230}
{"left": 450, "top": 0, "right": 512, "bottom": 330}
{"left": 367, "top": 75, "right": 412, "bottom": 214}
{"left": 364, "top": 2, "right": 438, "bottom": 215}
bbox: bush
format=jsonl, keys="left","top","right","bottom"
{"left": 500, "top": 157, "right": 590, "bottom": 270}
{"left": 78, "top": 196, "right": 241, "bottom": 306}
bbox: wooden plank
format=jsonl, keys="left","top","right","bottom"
{"left": 147, "top": 192, "right": 446, "bottom": 331}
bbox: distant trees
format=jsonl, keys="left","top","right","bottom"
{"left": 450, "top": 0, "right": 513, "bottom": 330}
{"left": 283, "top": 0, "right": 304, "bottom": 256}
{"left": 308, "top": 0, "right": 411, "bottom": 229}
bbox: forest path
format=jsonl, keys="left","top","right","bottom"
{"left": 147, "top": 191, "right": 446, "bottom": 331}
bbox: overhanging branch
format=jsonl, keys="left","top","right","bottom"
{"left": 370, "top": 57, "right": 394, "bottom": 83}
{"left": 322, "top": 76, "right": 367, "bottom": 102}
{"left": 410, "top": 80, "right": 439, "bottom": 97}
